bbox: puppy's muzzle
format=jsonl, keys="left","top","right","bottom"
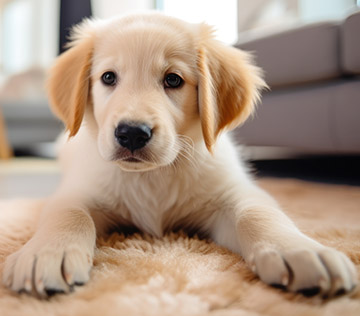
{"left": 115, "top": 122, "right": 152, "bottom": 152}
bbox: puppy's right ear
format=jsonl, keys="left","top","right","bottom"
{"left": 47, "top": 23, "right": 95, "bottom": 137}
{"left": 197, "top": 24, "right": 266, "bottom": 153}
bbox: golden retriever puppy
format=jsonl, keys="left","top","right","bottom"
{"left": 3, "top": 13, "right": 357, "bottom": 298}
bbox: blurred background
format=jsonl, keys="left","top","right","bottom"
{"left": 0, "top": 0, "right": 360, "bottom": 198}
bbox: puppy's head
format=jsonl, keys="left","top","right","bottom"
{"left": 48, "top": 13, "right": 265, "bottom": 171}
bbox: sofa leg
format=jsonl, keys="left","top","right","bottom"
{"left": 0, "top": 106, "right": 13, "bottom": 159}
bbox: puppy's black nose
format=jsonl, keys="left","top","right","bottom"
{"left": 115, "top": 123, "right": 152, "bottom": 152}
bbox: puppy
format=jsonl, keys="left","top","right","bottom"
{"left": 3, "top": 13, "right": 357, "bottom": 298}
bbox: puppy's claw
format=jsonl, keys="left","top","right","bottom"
{"left": 298, "top": 287, "right": 321, "bottom": 297}
{"left": 270, "top": 283, "right": 287, "bottom": 291}
{"left": 250, "top": 263, "right": 256, "bottom": 273}
{"left": 74, "top": 281, "right": 85, "bottom": 287}
{"left": 64, "top": 272, "right": 73, "bottom": 286}
{"left": 24, "top": 279, "right": 32, "bottom": 292}
{"left": 335, "top": 288, "right": 346, "bottom": 297}
{"left": 44, "top": 288, "right": 66, "bottom": 297}
{"left": 281, "top": 274, "right": 289, "bottom": 287}
{"left": 36, "top": 280, "right": 45, "bottom": 295}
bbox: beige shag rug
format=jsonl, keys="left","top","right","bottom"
{"left": 0, "top": 178, "right": 360, "bottom": 316}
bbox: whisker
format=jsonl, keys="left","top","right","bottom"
{"left": 174, "top": 135, "right": 199, "bottom": 169}
{"left": 141, "top": 134, "right": 200, "bottom": 171}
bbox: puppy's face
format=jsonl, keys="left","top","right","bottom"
{"left": 48, "top": 14, "right": 265, "bottom": 172}
{"left": 91, "top": 16, "right": 199, "bottom": 171}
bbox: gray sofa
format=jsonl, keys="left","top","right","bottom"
{"left": 233, "top": 10, "right": 360, "bottom": 154}
{"left": 2, "top": 101, "right": 62, "bottom": 150}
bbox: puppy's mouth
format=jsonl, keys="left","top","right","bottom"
{"left": 111, "top": 147, "right": 157, "bottom": 170}
{"left": 123, "top": 157, "right": 141, "bottom": 163}
{"left": 112, "top": 150, "right": 148, "bottom": 163}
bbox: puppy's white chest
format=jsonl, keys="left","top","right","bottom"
{"left": 114, "top": 171, "right": 187, "bottom": 237}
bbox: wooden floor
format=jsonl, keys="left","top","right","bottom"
{"left": 0, "top": 158, "right": 60, "bottom": 198}
{"left": 1, "top": 155, "right": 359, "bottom": 199}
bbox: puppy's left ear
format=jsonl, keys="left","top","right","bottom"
{"left": 197, "top": 26, "right": 267, "bottom": 152}
{"left": 47, "top": 22, "right": 95, "bottom": 137}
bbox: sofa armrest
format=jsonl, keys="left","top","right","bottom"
{"left": 236, "top": 22, "right": 341, "bottom": 89}
{"left": 341, "top": 10, "right": 360, "bottom": 74}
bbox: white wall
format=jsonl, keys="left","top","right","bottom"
{"left": 299, "top": 0, "right": 356, "bottom": 21}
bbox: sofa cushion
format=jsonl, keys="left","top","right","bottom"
{"left": 341, "top": 10, "right": 360, "bottom": 74}
{"left": 234, "top": 79, "right": 360, "bottom": 153}
{"left": 237, "top": 22, "right": 341, "bottom": 88}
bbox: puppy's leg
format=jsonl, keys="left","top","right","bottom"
{"left": 2, "top": 197, "right": 96, "bottom": 297}
{"left": 209, "top": 186, "right": 358, "bottom": 297}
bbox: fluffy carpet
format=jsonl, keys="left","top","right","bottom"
{"left": 0, "top": 178, "right": 359, "bottom": 316}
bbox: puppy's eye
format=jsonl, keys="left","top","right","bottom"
{"left": 164, "top": 73, "right": 183, "bottom": 89}
{"left": 101, "top": 71, "right": 117, "bottom": 86}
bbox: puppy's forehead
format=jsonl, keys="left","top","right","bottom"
{"left": 92, "top": 14, "right": 199, "bottom": 72}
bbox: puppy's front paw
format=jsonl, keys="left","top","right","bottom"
{"left": 2, "top": 239, "right": 93, "bottom": 297}
{"left": 250, "top": 244, "right": 357, "bottom": 297}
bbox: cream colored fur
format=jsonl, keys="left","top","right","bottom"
{"left": 2, "top": 13, "right": 357, "bottom": 298}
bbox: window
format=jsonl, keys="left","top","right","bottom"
{"left": 0, "top": 0, "right": 58, "bottom": 76}
{"left": 158, "top": 0, "right": 238, "bottom": 44}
